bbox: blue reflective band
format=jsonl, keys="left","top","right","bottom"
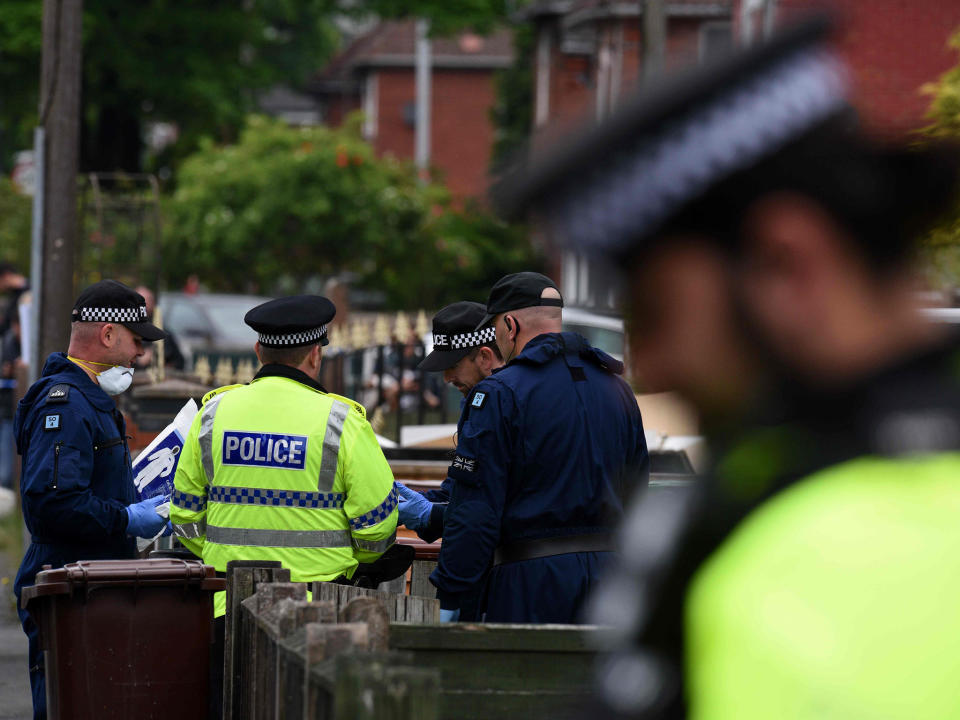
{"left": 172, "top": 489, "right": 207, "bottom": 512}
{"left": 209, "top": 486, "right": 344, "bottom": 509}
{"left": 349, "top": 487, "right": 399, "bottom": 530}
{"left": 221, "top": 431, "right": 308, "bottom": 470}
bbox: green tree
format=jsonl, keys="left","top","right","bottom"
{"left": 921, "top": 26, "right": 960, "bottom": 290}
{"left": 0, "top": 0, "right": 340, "bottom": 172}
{"left": 0, "top": 177, "right": 32, "bottom": 269}
{"left": 355, "top": 0, "right": 511, "bottom": 35}
{"left": 490, "top": 21, "right": 534, "bottom": 171}
{"left": 164, "top": 114, "right": 539, "bottom": 309}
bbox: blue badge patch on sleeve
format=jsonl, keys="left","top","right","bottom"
{"left": 470, "top": 392, "right": 486, "bottom": 409}
{"left": 44, "top": 414, "right": 61, "bottom": 431}
{"left": 221, "top": 431, "right": 308, "bottom": 470}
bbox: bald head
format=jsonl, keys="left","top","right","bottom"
{"left": 135, "top": 286, "right": 156, "bottom": 316}
{"left": 512, "top": 288, "right": 562, "bottom": 332}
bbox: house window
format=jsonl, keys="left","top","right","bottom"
{"left": 362, "top": 73, "right": 378, "bottom": 140}
{"left": 699, "top": 21, "right": 733, "bottom": 63}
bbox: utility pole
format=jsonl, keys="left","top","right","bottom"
{"left": 643, "top": 0, "right": 666, "bottom": 83}
{"left": 30, "top": 0, "right": 83, "bottom": 378}
{"left": 414, "top": 18, "right": 431, "bottom": 179}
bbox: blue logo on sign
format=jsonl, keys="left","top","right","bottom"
{"left": 222, "top": 432, "right": 308, "bottom": 470}
{"left": 471, "top": 392, "right": 485, "bottom": 408}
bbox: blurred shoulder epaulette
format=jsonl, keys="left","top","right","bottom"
{"left": 327, "top": 392, "right": 366, "bottom": 419}
{"left": 202, "top": 384, "right": 243, "bottom": 405}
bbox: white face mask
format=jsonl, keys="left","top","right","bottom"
{"left": 97, "top": 365, "right": 135, "bottom": 395}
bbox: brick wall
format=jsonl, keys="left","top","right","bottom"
{"left": 734, "top": 0, "right": 960, "bottom": 136}
{"left": 371, "top": 67, "right": 497, "bottom": 199}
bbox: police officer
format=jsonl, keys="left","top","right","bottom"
{"left": 13, "top": 280, "right": 169, "bottom": 720}
{"left": 395, "top": 301, "right": 503, "bottom": 543}
{"left": 430, "top": 272, "right": 649, "bottom": 623}
{"left": 170, "top": 295, "right": 398, "bottom": 619}
{"left": 496, "top": 18, "right": 960, "bottom": 718}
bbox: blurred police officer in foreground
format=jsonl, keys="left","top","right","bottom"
{"left": 14, "top": 280, "right": 168, "bottom": 720}
{"left": 395, "top": 301, "right": 503, "bottom": 544}
{"left": 496, "top": 17, "right": 960, "bottom": 719}
{"left": 430, "top": 272, "right": 650, "bottom": 623}
{"left": 171, "top": 296, "right": 398, "bottom": 620}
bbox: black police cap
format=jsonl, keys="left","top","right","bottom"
{"left": 477, "top": 272, "right": 563, "bottom": 329}
{"left": 72, "top": 279, "right": 167, "bottom": 341}
{"left": 418, "top": 301, "right": 495, "bottom": 372}
{"left": 491, "top": 17, "right": 852, "bottom": 259}
{"left": 244, "top": 295, "right": 336, "bottom": 348}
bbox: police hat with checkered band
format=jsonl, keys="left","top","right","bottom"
{"left": 244, "top": 295, "right": 336, "bottom": 348}
{"left": 71, "top": 279, "right": 167, "bottom": 341}
{"left": 491, "top": 17, "right": 877, "bottom": 261}
{"left": 418, "top": 301, "right": 496, "bottom": 372}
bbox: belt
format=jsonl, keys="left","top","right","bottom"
{"left": 493, "top": 533, "right": 616, "bottom": 566}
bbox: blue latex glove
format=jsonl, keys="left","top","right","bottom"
{"left": 125, "top": 495, "right": 167, "bottom": 538}
{"left": 439, "top": 608, "right": 460, "bottom": 623}
{"left": 161, "top": 520, "right": 173, "bottom": 537}
{"left": 395, "top": 482, "right": 433, "bottom": 530}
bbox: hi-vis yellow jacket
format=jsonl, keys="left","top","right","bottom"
{"left": 170, "top": 367, "right": 397, "bottom": 616}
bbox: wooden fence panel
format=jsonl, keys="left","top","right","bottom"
{"left": 310, "top": 581, "right": 438, "bottom": 622}
{"left": 389, "top": 623, "right": 599, "bottom": 720}
{"left": 409, "top": 560, "right": 437, "bottom": 599}
{"left": 224, "top": 561, "right": 289, "bottom": 720}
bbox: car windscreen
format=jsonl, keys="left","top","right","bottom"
{"left": 562, "top": 323, "right": 624, "bottom": 357}
{"left": 201, "top": 298, "right": 264, "bottom": 345}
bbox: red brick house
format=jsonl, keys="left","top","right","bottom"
{"left": 734, "top": 0, "right": 960, "bottom": 138}
{"left": 521, "top": 0, "right": 735, "bottom": 309}
{"left": 309, "top": 21, "right": 514, "bottom": 199}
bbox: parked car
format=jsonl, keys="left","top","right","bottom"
{"left": 562, "top": 306, "right": 625, "bottom": 361}
{"left": 158, "top": 292, "right": 272, "bottom": 370}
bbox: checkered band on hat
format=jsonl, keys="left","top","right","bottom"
{"left": 258, "top": 324, "right": 327, "bottom": 347}
{"left": 551, "top": 48, "right": 849, "bottom": 255}
{"left": 434, "top": 325, "right": 496, "bottom": 351}
{"left": 74, "top": 306, "right": 149, "bottom": 323}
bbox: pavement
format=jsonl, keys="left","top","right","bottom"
{"left": 0, "top": 539, "right": 31, "bottom": 720}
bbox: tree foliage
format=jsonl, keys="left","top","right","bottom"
{"left": 163, "top": 115, "right": 539, "bottom": 309}
{"left": 356, "top": 0, "right": 511, "bottom": 35}
{"left": 0, "top": 0, "right": 340, "bottom": 172}
{"left": 490, "top": 21, "right": 535, "bottom": 172}
{"left": 921, "top": 26, "right": 960, "bottom": 289}
{"left": 0, "top": 178, "right": 32, "bottom": 270}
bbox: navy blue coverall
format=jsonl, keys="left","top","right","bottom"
{"left": 430, "top": 332, "right": 649, "bottom": 623}
{"left": 13, "top": 354, "right": 136, "bottom": 720}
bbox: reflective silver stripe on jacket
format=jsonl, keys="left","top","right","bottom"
{"left": 173, "top": 520, "right": 206, "bottom": 540}
{"left": 198, "top": 393, "right": 226, "bottom": 485}
{"left": 206, "top": 524, "right": 353, "bottom": 549}
{"left": 352, "top": 532, "right": 396, "bottom": 554}
{"left": 317, "top": 400, "right": 349, "bottom": 491}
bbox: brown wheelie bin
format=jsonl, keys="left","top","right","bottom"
{"left": 21, "top": 558, "right": 225, "bottom": 720}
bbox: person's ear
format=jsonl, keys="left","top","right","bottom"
{"left": 505, "top": 315, "right": 516, "bottom": 338}
{"left": 100, "top": 323, "right": 115, "bottom": 348}
{"left": 254, "top": 341, "right": 264, "bottom": 365}
{"left": 476, "top": 346, "right": 493, "bottom": 371}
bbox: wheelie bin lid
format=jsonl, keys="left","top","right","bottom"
{"left": 20, "top": 558, "right": 225, "bottom": 609}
